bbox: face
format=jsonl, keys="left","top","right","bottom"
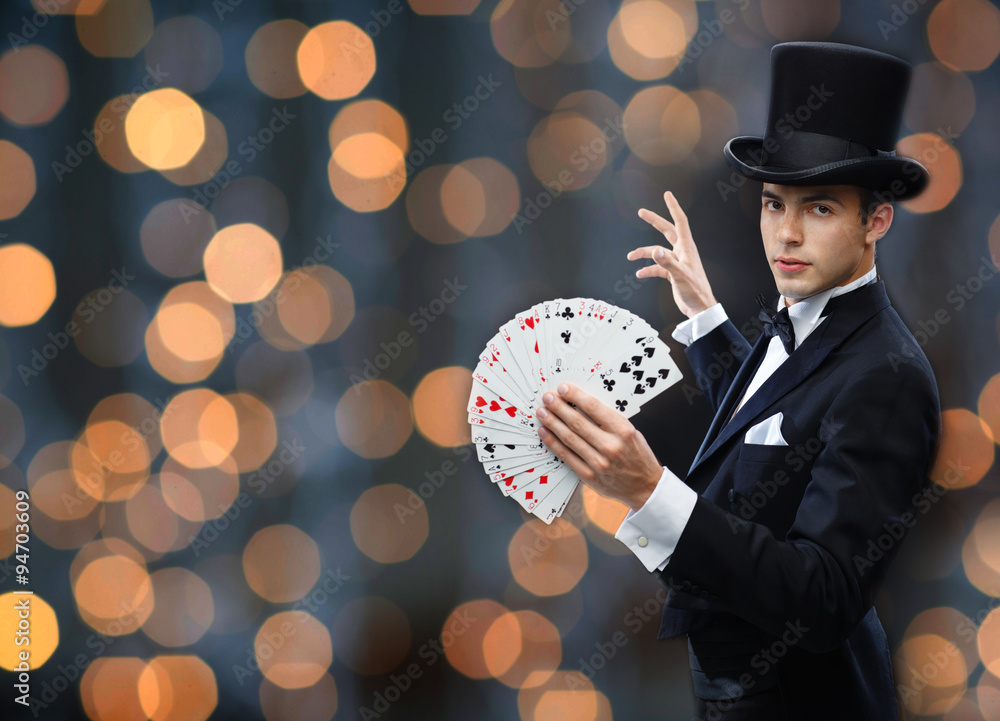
{"left": 760, "top": 183, "right": 891, "bottom": 306}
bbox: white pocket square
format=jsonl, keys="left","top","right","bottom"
{"left": 744, "top": 411, "right": 788, "bottom": 446}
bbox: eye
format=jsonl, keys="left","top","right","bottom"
{"left": 763, "top": 200, "right": 781, "bottom": 211}
{"left": 813, "top": 205, "right": 832, "bottom": 215}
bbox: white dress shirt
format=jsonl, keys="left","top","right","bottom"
{"left": 614, "top": 265, "right": 880, "bottom": 572}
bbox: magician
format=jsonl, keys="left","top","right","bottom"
{"left": 533, "top": 42, "right": 943, "bottom": 720}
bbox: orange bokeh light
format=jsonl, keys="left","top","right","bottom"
{"left": 243, "top": 524, "right": 321, "bottom": 603}
{"left": 508, "top": 518, "right": 588, "bottom": 596}
{"left": 297, "top": 21, "right": 376, "bottom": 100}
{"left": 0, "top": 243, "right": 55, "bottom": 325}
{"left": 125, "top": 88, "right": 206, "bottom": 170}
{"left": 412, "top": 367, "right": 473, "bottom": 447}
{"left": 204, "top": 223, "right": 284, "bottom": 303}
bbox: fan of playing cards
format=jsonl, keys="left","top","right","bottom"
{"left": 469, "top": 297, "right": 683, "bottom": 524}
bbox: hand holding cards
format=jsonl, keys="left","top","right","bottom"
{"left": 469, "top": 298, "right": 683, "bottom": 524}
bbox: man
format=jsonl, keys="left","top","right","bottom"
{"left": 534, "top": 42, "right": 942, "bottom": 719}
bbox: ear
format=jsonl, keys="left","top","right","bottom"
{"left": 866, "top": 203, "right": 893, "bottom": 245}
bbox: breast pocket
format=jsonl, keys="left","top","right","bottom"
{"left": 738, "top": 442, "right": 794, "bottom": 465}
{"left": 732, "top": 442, "right": 813, "bottom": 534}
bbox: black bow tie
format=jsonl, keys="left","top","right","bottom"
{"left": 756, "top": 293, "right": 795, "bottom": 355}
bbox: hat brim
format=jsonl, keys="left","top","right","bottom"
{"left": 724, "top": 136, "right": 929, "bottom": 201}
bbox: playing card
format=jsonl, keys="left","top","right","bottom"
{"left": 496, "top": 460, "right": 565, "bottom": 496}
{"left": 482, "top": 332, "right": 533, "bottom": 399}
{"left": 500, "top": 319, "right": 540, "bottom": 404}
{"left": 536, "top": 299, "right": 559, "bottom": 390}
{"left": 476, "top": 440, "right": 547, "bottom": 462}
{"left": 514, "top": 305, "right": 547, "bottom": 390}
{"left": 576, "top": 304, "right": 651, "bottom": 379}
{"left": 470, "top": 297, "right": 684, "bottom": 523}
{"left": 576, "top": 333, "right": 661, "bottom": 418}
{"left": 489, "top": 456, "right": 561, "bottom": 483}
{"left": 473, "top": 360, "right": 533, "bottom": 409}
{"left": 471, "top": 426, "right": 539, "bottom": 446}
{"left": 509, "top": 466, "right": 575, "bottom": 512}
{"left": 478, "top": 448, "right": 553, "bottom": 470}
{"left": 468, "top": 413, "right": 538, "bottom": 438}
{"left": 545, "top": 297, "right": 592, "bottom": 383}
{"left": 590, "top": 334, "right": 680, "bottom": 403}
{"left": 536, "top": 474, "right": 581, "bottom": 524}
{"left": 469, "top": 379, "right": 535, "bottom": 431}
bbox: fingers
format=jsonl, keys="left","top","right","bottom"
{"left": 635, "top": 263, "right": 670, "bottom": 280}
{"left": 625, "top": 245, "right": 675, "bottom": 280}
{"left": 537, "top": 412, "right": 605, "bottom": 478}
{"left": 626, "top": 244, "right": 675, "bottom": 266}
{"left": 663, "top": 190, "right": 691, "bottom": 239}
{"left": 537, "top": 426, "right": 596, "bottom": 483}
{"left": 540, "top": 384, "right": 626, "bottom": 439}
{"left": 636, "top": 208, "right": 678, "bottom": 245}
{"left": 535, "top": 386, "right": 616, "bottom": 467}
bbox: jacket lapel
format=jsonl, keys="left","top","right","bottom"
{"left": 685, "top": 280, "right": 892, "bottom": 479}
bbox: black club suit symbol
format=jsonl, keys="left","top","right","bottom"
{"left": 560, "top": 307, "right": 575, "bottom": 319}
{"left": 615, "top": 399, "right": 628, "bottom": 411}
{"left": 561, "top": 331, "right": 572, "bottom": 344}
{"left": 603, "top": 378, "right": 615, "bottom": 391}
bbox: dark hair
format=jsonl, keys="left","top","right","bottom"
{"left": 857, "top": 186, "right": 892, "bottom": 226}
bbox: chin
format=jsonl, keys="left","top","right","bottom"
{"left": 774, "top": 279, "right": 815, "bottom": 300}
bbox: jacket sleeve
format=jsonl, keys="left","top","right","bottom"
{"left": 683, "top": 318, "right": 754, "bottom": 415}
{"left": 657, "top": 360, "right": 941, "bottom": 653}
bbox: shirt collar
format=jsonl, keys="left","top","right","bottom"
{"left": 777, "top": 264, "right": 879, "bottom": 349}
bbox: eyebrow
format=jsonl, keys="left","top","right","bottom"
{"left": 761, "top": 189, "right": 845, "bottom": 207}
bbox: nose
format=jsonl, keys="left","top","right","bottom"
{"left": 776, "top": 209, "right": 803, "bottom": 244}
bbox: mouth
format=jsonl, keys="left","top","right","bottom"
{"left": 775, "top": 257, "right": 809, "bottom": 272}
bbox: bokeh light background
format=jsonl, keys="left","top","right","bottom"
{"left": 0, "top": 0, "right": 998, "bottom": 719}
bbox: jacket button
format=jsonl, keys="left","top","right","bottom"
{"left": 728, "top": 488, "right": 735, "bottom": 502}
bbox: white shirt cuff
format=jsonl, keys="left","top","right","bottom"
{"left": 671, "top": 302, "right": 728, "bottom": 346}
{"left": 614, "top": 465, "right": 698, "bottom": 572}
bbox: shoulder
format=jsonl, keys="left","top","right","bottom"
{"left": 829, "top": 301, "right": 940, "bottom": 409}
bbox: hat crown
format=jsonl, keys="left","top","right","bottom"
{"left": 764, "top": 42, "right": 912, "bottom": 154}
{"left": 721, "top": 41, "right": 929, "bottom": 200}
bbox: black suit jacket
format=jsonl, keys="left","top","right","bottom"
{"left": 655, "top": 279, "right": 942, "bottom": 719}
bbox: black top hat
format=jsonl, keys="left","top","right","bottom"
{"left": 723, "top": 42, "right": 929, "bottom": 200}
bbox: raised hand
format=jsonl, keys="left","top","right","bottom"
{"left": 632, "top": 190, "right": 718, "bottom": 319}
